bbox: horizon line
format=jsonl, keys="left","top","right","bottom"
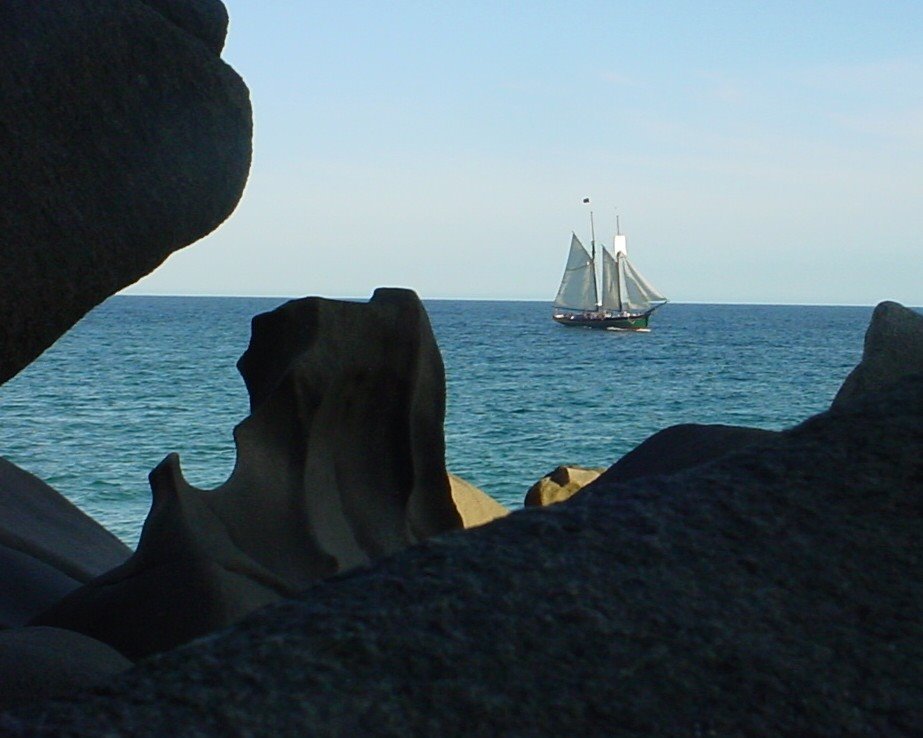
{"left": 114, "top": 293, "right": 920, "bottom": 309}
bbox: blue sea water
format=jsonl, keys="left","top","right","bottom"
{"left": 0, "top": 297, "right": 874, "bottom": 547}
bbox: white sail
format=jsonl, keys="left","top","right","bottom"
{"left": 599, "top": 247, "right": 621, "bottom": 312}
{"left": 554, "top": 234, "right": 598, "bottom": 311}
{"left": 619, "top": 254, "right": 667, "bottom": 312}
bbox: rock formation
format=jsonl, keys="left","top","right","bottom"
{"left": 0, "top": 627, "right": 131, "bottom": 713}
{"left": 595, "top": 424, "right": 779, "bottom": 487}
{"left": 0, "top": 459, "right": 130, "bottom": 629}
{"left": 523, "top": 465, "right": 605, "bottom": 507}
{"left": 831, "top": 300, "right": 923, "bottom": 410}
{"left": 138, "top": 0, "right": 230, "bottom": 53}
{"left": 524, "top": 427, "right": 777, "bottom": 508}
{"left": 449, "top": 473, "right": 509, "bottom": 526}
{"left": 0, "top": 0, "right": 252, "bottom": 385}
{"left": 32, "top": 290, "right": 467, "bottom": 660}
{"left": 2, "top": 303, "right": 920, "bottom": 736}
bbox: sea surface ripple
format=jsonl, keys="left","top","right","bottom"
{"left": 0, "top": 297, "right": 871, "bottom": 547}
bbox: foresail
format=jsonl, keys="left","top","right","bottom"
{"left": 620, "top": 256, "right": 668, "bottom": 312}
{"left": 600, "top": 247, "right": 621, "bottom": 312}
{"left": 554, "top": 234, "right": 597, "bottom": 311}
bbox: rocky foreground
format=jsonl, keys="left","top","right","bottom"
{"left": 0, "top": 301, "right": 920, "bottom": 737}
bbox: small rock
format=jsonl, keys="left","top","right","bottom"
{"left": 524, "top": 466, "right": 605, "bottom": 507}
{"left": 449, "top": 474, "right": 508, "bottom": 526}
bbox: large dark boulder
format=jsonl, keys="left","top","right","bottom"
{"left": 32, "top": 290, "right": 464, "bottom": 660}
{"left": 5, "top": 330, "right": 922, "bottom": 735}
{"left": 0, "top": 459, "right": 130, "bottom": 629}
{"left": 597, "top": 423, "right": 779, "bottom": 486}
{"left": 0, "top": 0, "right": 251, "bottom": 385}
{"left": 0, "top": 627, "right": 131, "bottom": 712}
{"left": 137, "top": 0, "right": 229, "bottom": 53}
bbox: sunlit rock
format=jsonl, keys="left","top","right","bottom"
{"left": 523, "top": 465, "right": 604, "bottom": 507}
{"left": 449, "top": 473, "right": 508, "bottom": 526}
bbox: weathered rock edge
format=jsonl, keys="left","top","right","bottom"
{"left": 832, "top": 300, "right": 923, "bottom": 410}
{"left": 0, "top": 459, "right": 130, "bottom": 629}
{"left": 0, "top": 0, "right": 252, "bottom": 385}
{"left": 31, "top": 290, "right": 466, "bottom": 660}
{"left": 5, "top": 376, "right": 921, "bottom": 735}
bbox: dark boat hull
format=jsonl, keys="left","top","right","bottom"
{"left": 552, "top": 311, "right": 653, "bottom": 330}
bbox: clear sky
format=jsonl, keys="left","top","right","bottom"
{"left": 125, "top": 1, "right": 922, "bottom": 305}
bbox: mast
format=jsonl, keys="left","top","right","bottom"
{"left": 584, "top": 197, "right": 599, "bottom": 309}
{"left": 613, "top": 211, "right": 627, "bottom": 313}
{"left": 617, "top": 252, "right": 625, "bottom": 313}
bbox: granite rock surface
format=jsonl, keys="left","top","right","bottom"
{"left": 0, "top": 0, "right": 251, "bottom": 385}
{"left": 138, "top": 0, "right": 230, "bottom": 53}
{"left": 448, "top": 473, "right": 509, "bottom": 527}
{"left": 0, "top": 627, "right": 131, "bottom": 713}
{"left": 596, "top": 423, "right": 779, "bottom": 487}
{"left": 523, "top": 465, "right": 605, "bottom": 507}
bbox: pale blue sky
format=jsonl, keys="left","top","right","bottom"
{"left": 127, "top": 1, "right": 922, "bottom": 305}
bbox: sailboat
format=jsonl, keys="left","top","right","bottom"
{"left": 552, "top": 206, "right": 667, "bottom": 330}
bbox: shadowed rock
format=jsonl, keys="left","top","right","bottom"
{"left": 597, "top": 424, "right": 779, "bottom": 487}
{"left": 0, "top": 459, "right": 130, "bottom": 628}
{"left": 0, "top": 627, "right": 131, "bottom": 712}
{"left": 32, "top": 290, "right": 465, "bottom": 660}
{"left": 0, "top": 0, "right": 251, "bottom": 385}
{"left": 524, "top": 465, "right": 605, "bottom": 507}
{"left": 138, "top": 0, "right": 229, "bottom": 53}
{"left": 6, "top": 374, "right": 921, "bottom": 735}
{"left": 832, "top": 300, "right": 923, "bottom": 411}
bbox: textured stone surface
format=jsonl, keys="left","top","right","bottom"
{"left": 32, "top": 291, "right": 464, "bottom": 660}
{"left": 832, "top": 301, "right": 923, "bottom": 411}
{"left": 0, "top": 628, "right": 131, "bottom": 712}
{"left": 0, "top": 458, "right": 130, "bottom": 628}
{"left": 5, "top": 375, "right": 921, "bottom": 735}
{"left": 138, "top": 0, "right": 229, "bottom": 53}
{"left": 0, "top": 0, "right": 251, "bottom": 385}
{"left": 523, "top": 465, "right": 604, "bottom": 507}
{"left": 596, "top": 423, "right": 779, "bottom": 487}
{"left": 448, "top": 473, "right": 508, "bottom": 527}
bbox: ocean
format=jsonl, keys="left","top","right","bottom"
{"left": 0, "top": 297, "right": 875, "bottom": 547}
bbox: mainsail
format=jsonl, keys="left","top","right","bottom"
{"left": 600, "top": 247, "right": 621, "bottom": 312}
{"left": 553, "top": 234, "right": 598, "bottom": 311}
